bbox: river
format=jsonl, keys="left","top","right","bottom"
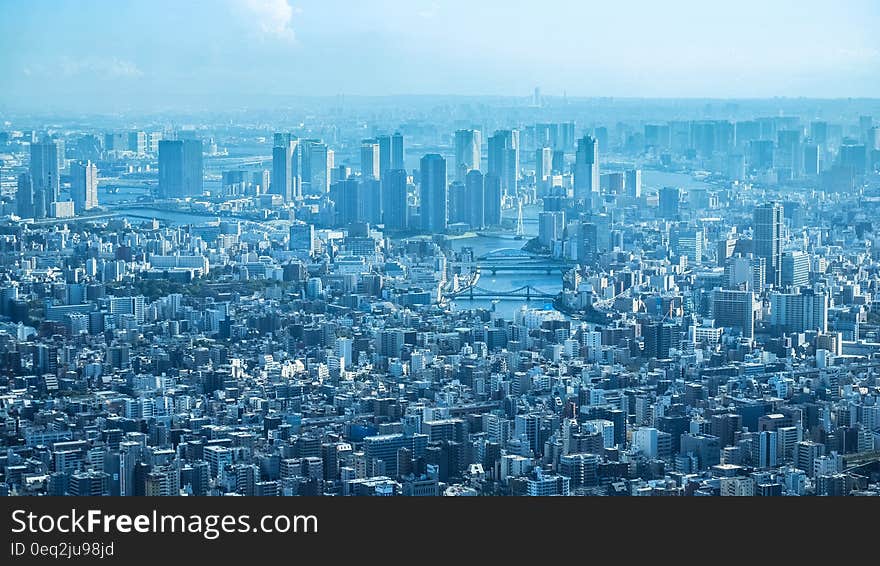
{"left": 105, "top": 170, "right": 705, "bottom": 320}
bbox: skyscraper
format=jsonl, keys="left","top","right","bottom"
{"left": 535, "top": 147, "right": 552, "bottom": 195}
{"left": 391, "top": 132, "right": 405, "bottom": 170}
{"left": 30, "top": 140, "right": 60, "bottom": 208}
{"left": 158, "top": 139, "right": 203, "bottom": 198}
{"left": 16, "top": 173, "right": 36, "bottom": 219}
{"left": 447, "top": 181, "right": 467, "bottom": 224}
{"left": 487, "top": 130, "right": 518, "bottom": 196}
{"left": 361, "top": 139, "right": 380, "bottom": 180}
{"left": 70, "top": 160, "right": 98, "bottom": 213}
{"left": 483, "top": 173, "right": 502, "bottom": 227}
{"left": 377, "top": 135, "right": 391, "bottom": 179}
{"left": 455, "top": 129, "right": 482, "bottom": 181}
{"left": 659, "top": 186, "right": 681, "bottom": 220}
{"left": 359, "top": 178, "right": 382, "bottom": 224}
{"left": 330, "top": 178, "right": 359, "bottom": 226}
{"left": 574, "top": 135, "right": 599, "bottom": 199}
{"left": 301, "top": 141, "right": 332, "bottom": 195}
{"left": 382, "top": 169, "right": 408, "bottom": 230}
{"left": 272, "top": 133, "right": 298, "bottom": 201}
{"left": 625, "top": 169, "right": 642, "bottom": 198}
{"left": 419, "top": 154, "right": 447, "bottom": 234}
{"left": 466, "top": 169, "right": 485, "bottom": 230}
{"left": 754, "top": 202, "right": 784, "bottom": 287}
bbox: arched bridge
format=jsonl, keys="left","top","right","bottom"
{"left": 445, "top": 285, "right": 559, "bottom": 300}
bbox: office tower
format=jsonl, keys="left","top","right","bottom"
{"left": 128, "top": 131, "right": 147, "bottom": 154}
{"left": 466, "top": 169, "right": 485, "bottom": 230}
{"left": 577, "top": 222, "right": 598, "bottom": 265}
{"left": 810, "top": 121, "right": 828, "bottom": 144}
{"left": 330, "top": 178, "right": 359, "bottom": 226}
{"left": 781, "top": 251, "right": 810, "bottom": 287}
{"left": 30, "top": 140, "right": 60, "bottom": 208}
{"left": 289, "top": 222, "right": 315, "bottom": 256}
{"left": 382, "top": 169, "right": 409, "bottom": 230}
{"left": 551, "top": 150, "right": 565, "bottom": 174}
{"left": 391, "top": 132, "right": 404, "bottom": 170}
{"left": 448, "top": 181, "right": 467, "bottom": 225}
{"left": 711, "top": 289, "right": 756, "bottom": 338}
{"left": 659, "top": 186, "right": 681, "bottom": 219}
{"left": 803, "top": 143, "right": 819, "bottom": 176}
{"left": 535, "top": 147, "right": 552, "bottom": 194}
{"left": 301, "top": 141, "right": 332, "bottom": 195}
{"left": 376, "top": 135, "right": 391, "bottom": 179}
{"left": 754, "top": 202, "right": 784, "bottom": 287}
{"left": 671, "top": 224, "right": 703, "bottom": 266}
{"left": 574, "top": 135, "right": 599, "bottom": 199}
{"left": 54, "top": 137, "right": 66, "bottom": 174}
{"left": 361, "top": 139, "right": 380, "bottom": 180}
{"left": 359, "top": 178, "right": 382, "bottom": 224}
{"left": 777, "top": 129, "right": 802, "bottom": 178}
{"left": 643, "top": 321, "right": 675, "bottom": 359}
{"left": 272, "top": 133, "right": 298, "bottom": 201}
{"left": 839, "top": 142, "right": 867, "bottom": 175}
{"left": 625, "top": 169, "right": 641, "bottom": 198}
{"left": 770, "top": 290, "right": 828, "bottom": 334}
{"left": 749, "top": 139, "right": 775, "bottom": 171}
{"left": 70, "top": 160, "right": 98, "bottom": 213}
{"left": 560, "top": 122, "right": 576, "bottom": 151}
{"left": 483, "top": 173, "right": 502, "bottom": 227}
{"left": 538, "top": 211, "right": 565, "bottom": 247}
{"left": 419, "top": 154, "right": 447, "bottom": 233}
{"left": 158, "top": 139, "right": 203, "bottom": 198}
{"left": 487, "top": 129, "right": 519, "bottom": 196}
{"left": 455, "top": 129, "right": 482, "bottom": 181}
{"left": 16, "top": 173, "right": 37, "bottom": 219}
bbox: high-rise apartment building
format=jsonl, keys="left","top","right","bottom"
{"left": 70, "top": 160, "right": 99, "bottom": 213}
{"left": 419, "top": 154, "right": 447, "bottom": 233}
{"left": 158, "top": 139, "right": 203, "bottom": 198}
{"left": 754, "top": 202, "right": 784, "bottom": 287}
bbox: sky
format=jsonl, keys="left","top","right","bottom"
{"left": 0, "top": 0, "right": 878, "bottom": 112}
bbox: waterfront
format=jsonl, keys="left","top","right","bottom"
{"left": 101, "top": 170, "right": 706, "bottom": 320}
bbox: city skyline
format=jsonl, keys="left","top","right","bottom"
{"left": 1, "top": 1, "right": 880, "bottom": 501}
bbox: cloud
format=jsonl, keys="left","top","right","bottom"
{"left": 233, "top": 0, "right": 297, "bottom": 41}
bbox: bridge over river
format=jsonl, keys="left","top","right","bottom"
{"left": 452, "top": 247, "right": 576, "bottom": 275}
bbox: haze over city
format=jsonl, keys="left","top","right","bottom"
{"left": 1, "top": 0, "right": 879, "bottom": 113}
